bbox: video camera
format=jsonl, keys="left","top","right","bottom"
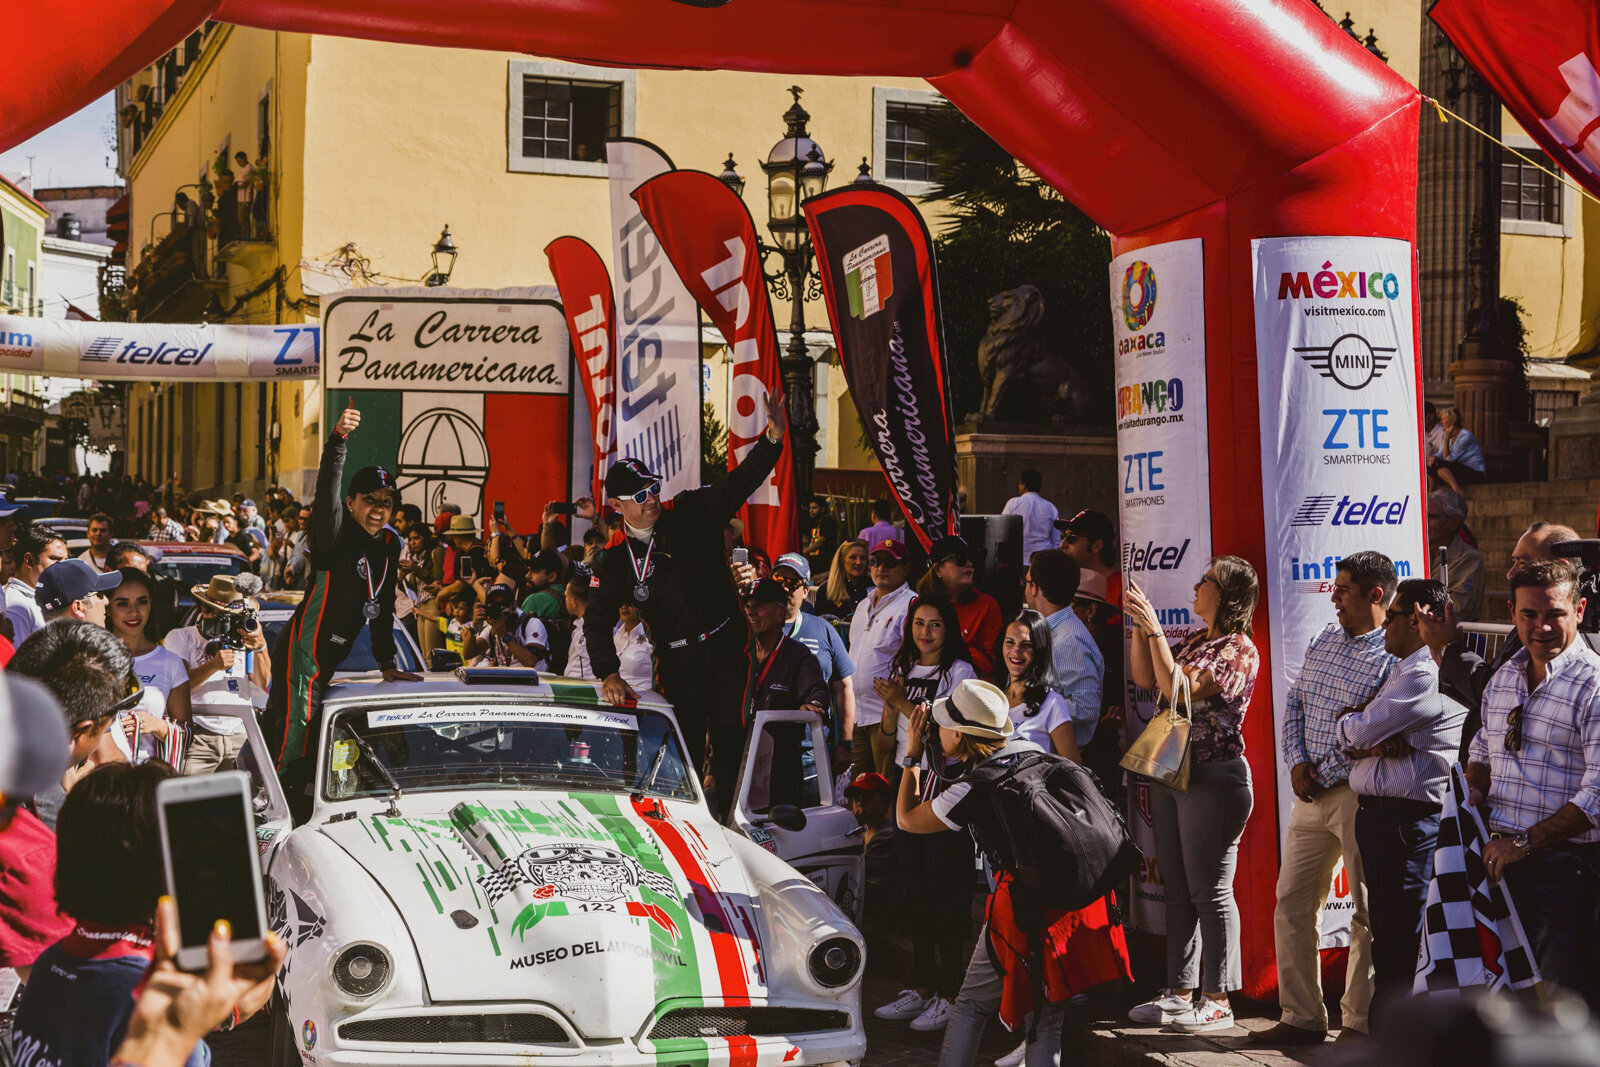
{"left": 1549, "top": 540, "right": 1600, "bottom": 634}
{"left": 199, "top": 573, "right": 264, "bottom": 653}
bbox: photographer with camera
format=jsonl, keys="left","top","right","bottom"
{"left": 163, "top": 575, "right": 271, "bottom": 774}
{"left": 462, "top": 585, "right": 550, "bottom": 670}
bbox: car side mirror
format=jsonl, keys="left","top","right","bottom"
{"left": 429, "top": 649, "right": 463, "bottom": 672}
{"left": 769, "top": 804, "right": 807, "bottom": 833}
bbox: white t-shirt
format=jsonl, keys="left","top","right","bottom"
{"left": 162, "top": 626, "right": 258, "bottom": 735}
{"left": 1001, "top": 491, "right": 1060, "bottom": 563}
{"left": 1008, "top": 691, "right": 1071, "bottom": 753}
{"left": 614, "top": 621, "right": 655, "bottom": 693}
{"left": 472, "top": 615, "right": 550, "bottom": 670}
{"left": 564, "top": 616, "right": 594, "bottom": 680}
{"left": 847, "top": 584, "right": 917, "bottom": 727}
{"left": 77, "top": 548, "right": 109, "bottom": 572}
{"left": 895, "top": 659, "right": 977, "bottom": 763}
{"left": 4, "top": 578, "right": 43, "bottom": 646}
{"left": 131, "top": 646, "right": 189, "bottom": 722}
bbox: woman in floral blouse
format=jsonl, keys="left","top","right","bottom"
{"left": 1122, "top": 556, "right": 1261, "bottom": 1035}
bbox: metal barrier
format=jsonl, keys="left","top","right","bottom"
{"left": 1459, "top": 622, "right": 1514, "bottom": 663}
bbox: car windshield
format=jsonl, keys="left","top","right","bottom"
{"left": 152, "top": 556, "right": 244, "bottom": 589}
{"left": 323, "top": 703, "right": 696, "bottom": 802}
{"left": 260, "top": 614, "right": 422, "bottom": 673}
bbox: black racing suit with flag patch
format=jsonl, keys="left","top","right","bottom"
{"left": 586, "top": 434, "right": 781, "bottom": 816}
{"left": 263, "top": 432, "right": 400, "bottom": 771}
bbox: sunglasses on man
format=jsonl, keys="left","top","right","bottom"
{"left": 627, "top": 482, "right": 661, "bottom": 505}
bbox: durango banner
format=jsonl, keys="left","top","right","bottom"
{"left": 0, "top": 315, "right": 318, "bottom": 380}
{"left": 1432, "top": 0, "right": 1600, "bottom": 201}
{"left": 547, "top": 236, "right": 618, "bottom": 508}
{"left": 607, "top": 139, "right": 702, "bottom": 500}
{"left": 804, "top": 185, "right": 958, "bottom": 552}
{"left": 631, "top": 170, "right": 797, "bottom": 559}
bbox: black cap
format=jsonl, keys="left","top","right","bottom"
{"left": 348, "top": 465, "right": 399, "bottom": 500}
{"left": 37, "top": 559, "right": 124, "bottom": 614}
{"left": 1054, "top": 508, "right": 1115, "bottom": 545}
{"left": 928, "top": 535, "right": 976, "bottom": 564}
{"left": 604, "top": 458, "right": 659, "bottom": 498}
{"left": 743, "top": 577, "right": 790, "bottom": 606}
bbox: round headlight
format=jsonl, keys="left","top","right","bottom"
{"left": 332, "top": 943, "right": 391, "bottom": 998}
{"left": 807, "top": 937, "right": 862, "bottom": 988}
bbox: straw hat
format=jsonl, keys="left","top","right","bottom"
{"left": 191, "top": 574, "right": 261, "bottom": 611}
{"left": 445, "top": 514, "right": 479, "bottom": 537}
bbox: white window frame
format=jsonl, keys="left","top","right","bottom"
{"left": 507, "top": 60, "right": 636, "bottom": 177}
{"left": 1500, "top": 132, "right": 1574, "bottom": 239}
{"left": 872, "top": 87, "right": 945, "bottom": 196}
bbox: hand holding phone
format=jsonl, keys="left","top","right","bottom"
{"left": 493, "top": 500, "right": 506, "bottom": 522}
{"left": 157, "top": 772, "right": 269, "bottom": 971}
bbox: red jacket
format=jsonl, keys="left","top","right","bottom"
{"left": 954, "top": 590, "right": 1002, "bottom": 679}
{"left": 986, "top": 873, "right": 1131, "bottom": 1030}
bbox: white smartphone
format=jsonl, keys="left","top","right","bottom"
{"left": 156, "top": 771, "right": 270, "bottom": 971}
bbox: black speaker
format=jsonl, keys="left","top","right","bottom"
{"left": 960, "top": 514, "right": 1025, "bottom": 621}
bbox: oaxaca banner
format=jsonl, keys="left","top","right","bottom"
{"left": 804, "top": 185, "right": 959, "bottom": 552}
{"left": 322, "top": 286, "right": 571, "bottom": 537}
{"left": 1252, "top": 236, "right": 1426, "bottom": 949}
{"left": 1432, "top": 0, "right": 1600, "bottom": 201}
{"left": 0, "top": 315, "right": 319, "bottom": 380}
{"left": 631, "top": 170, "right": 796, "bottom": 559}
{"left": 607, "top": 138, "right": 702, "bottom": 499}
{"left": 1108, "top": 238, "right": 1210, "bottom": 936}
{"left": 546, "top": 236, "right": 617, "bottom": 508}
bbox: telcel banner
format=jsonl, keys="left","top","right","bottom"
{"left": 0, "top": 315, "right": 318, "bottom": 380}
{"left": 1109, "top": 238, "right": 1210, "bottom": 936}
{"left": 1252, "top": 235, "right": 1425, "bottom": 947}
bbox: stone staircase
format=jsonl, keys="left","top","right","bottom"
{"left": 1462, "top": 478, "right": 1600, "bottom": 620}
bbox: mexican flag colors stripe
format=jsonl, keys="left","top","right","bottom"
{"left": 844, "top": 234, "right": 892, "bottom": 320}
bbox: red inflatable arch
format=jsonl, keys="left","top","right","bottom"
{"left": 8, "top": 0, "right": 1422, "bottom": 997}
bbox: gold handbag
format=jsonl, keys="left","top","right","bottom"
{"left": 1120, "top": 659, "right": 1193, "bottom": 791}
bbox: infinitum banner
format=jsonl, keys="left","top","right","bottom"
{"left": 1108, "top": 238, "right": 1210, "bottom": 936}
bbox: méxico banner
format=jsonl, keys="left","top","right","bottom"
{"left": 546, "top": 236, "right": 617, "bottom": 508}
{"left": 1432, "top": 0, "right": 1600, "bottom": 202}
{"left": 1108, "top": 239, "right": 1210, "bottom": 935}
{"left": 607, "top": 138, "right": 702, "bottom": 499}
{"left": 804, "top": 185, "right": 959, "bottom": 552}
{"left": 1252, "top": 236, "right": 1425, "bottom": 949}
{"left": 631, "top": 170, "right": 797, "bottom": 558}
{"left": 322, "top": 286, "right": 571, "bottom": 538}
{"left": 0, "top": 314, "right": 318, "bottom": 380}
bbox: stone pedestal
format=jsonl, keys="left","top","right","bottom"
{"left": 1450, "top": 352, "right": 1516, "bottom": 479}
{"left": 1548, "top": 401, "right": 1600, "bottom": 480}
{"left": 955, "top": 424, "right": 1117, "bottom": 517}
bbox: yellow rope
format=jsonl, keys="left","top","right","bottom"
{"left": 1424, "top": 95, "right": 1600, "bottom": 211}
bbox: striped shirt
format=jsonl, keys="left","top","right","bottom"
{"left": 1282, "top": 622, "right": 1394, "bottom": 787}
{"left": 1468, "top": 639, "right": 1600, "bottom": 843}
{"left": 1338, "top": 644, "right": 1467, "bottom": 805}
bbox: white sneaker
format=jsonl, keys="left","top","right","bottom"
{"left": 995, "top": 1039, "right": 1028, "bottom": 1067}
{"left": 1128, "top": 990, "right": 1193, "bottom": 1024}
{"left": 874, "top": 989, "right": 931, "bottom": 1021}
{"left": 909, "top": 995, "right": 952, "bottom": 1032}
{"left": 1167, "top": 997, "right": 1236, "bottom": 1033}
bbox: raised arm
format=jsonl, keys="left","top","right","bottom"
{"left": 311, "top": 403, "right": 362, "bottom": 554}
{"left": 686, "top": 392, "right": 787, "bottom": 527}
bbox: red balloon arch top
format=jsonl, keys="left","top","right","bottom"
{"left": 12, "top": 0, "right": 1415, "bottom": 234}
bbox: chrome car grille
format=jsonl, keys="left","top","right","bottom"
{"left": 338, "top": 1013, "right": 568, "bottom": 1044}
{"left": 647, "top": 1007, "right": 851, "bottom": 1040}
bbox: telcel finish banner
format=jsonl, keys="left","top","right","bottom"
{"left": 1109, "top": 238, "right": 1210, "bottom": 936}
{"left": 0, "top": 315, "right": 318, "bottom": 380}
{"left": 1252, "top": 236, "right": 1425, "bottom": 948}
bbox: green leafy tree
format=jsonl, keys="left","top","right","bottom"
{"left": 921, "top": 105, "right": 1114, "bottom": 424}
{"left": 701, "top": 400, "right": 728, "bottom": 484}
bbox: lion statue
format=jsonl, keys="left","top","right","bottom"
{"left": 976, "top": 285, "right": 1086, "bottom": 423}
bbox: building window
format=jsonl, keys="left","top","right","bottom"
{"left": 1531, "top": 388, "right": 1578, "bottom": 428}
{"left": 884, "top": 103, "right": 939, "bottom": 184}
{"left": 258, "top": 86, "right": 271, "bottom": 158}
{"left": 1501, "top": 150, "right": 1562, "bottom": 225}
{"left": 507, "top": 61, "right": 635, "bottom": 177}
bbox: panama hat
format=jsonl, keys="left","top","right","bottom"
{"left": 191, "top": 574, "right": 262, "bottom": 611}
{"left": 445, "top": 514, "right": 479, "bottom": 537}
{"left": 931, "top": 679, "right": 1014, "bottom": 740}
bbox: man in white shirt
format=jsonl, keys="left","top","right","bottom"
{"left": 164, "top": 575, "right": 273, "bottom": 774}
{"left": 5, "top": 527, "right": 68, "bottom": 646}
{"left": 1000, "top": 469, "right": 1059, "bottom": 563}
{"left": 847, "top": 539, "right": 917, "bottom": 778}
{"left": 563, "top": 573, "right": 594, "bottom": 679}
{"left": 1335, "top": 578, "right": 1466, "bottom": 1036}
{"left": 77, "top": 513, "right": 114, "bottom": 572}
{"left": 1023, "top": 549, "right": 1105, "bottom": 747}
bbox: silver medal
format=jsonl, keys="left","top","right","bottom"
{"left": 634, "top": 582, "right": 650, "bottom": 602}
{"left": 363, "top": 599, "right": 380, "bottom": 620}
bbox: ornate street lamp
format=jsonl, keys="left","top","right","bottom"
{"left": 425, "top": 225, "right": 458, "bottom": 287}
{"left": 718, "top": 86, "right": 835, "bottom": 511}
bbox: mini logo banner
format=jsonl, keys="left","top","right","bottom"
{"left": 804, "top": 185, "right": 959, "bottom": 552}
{"left": 630, "top": 170, "right": 798, "bottom": 558}
{"left": 547, "top": 236, "right": 618, "bottom": 507}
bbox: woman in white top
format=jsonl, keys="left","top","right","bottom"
{"left": 107, "top": 567, "right": 193, "bottom": 769}
{"left": 874, "top": 594, "right": 977, "bottom": 765}
{"left": 1000, "top": 609, "right": 1082, "bottom": 762}
{"left": 613, "top": 603, "right": 655, "bottom": 695}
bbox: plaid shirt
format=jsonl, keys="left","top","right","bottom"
{"left": 1468, "top": 639, "right": 1600, "bottom": 843}
{"left": 1282, "top": 622, "right": 1394, "bottom": 787}
{"left": 147, "top": 518, "right": 185, "bottom": 542}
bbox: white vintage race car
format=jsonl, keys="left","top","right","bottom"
{"left": 234, "top": 670, "right": 867, "bottom": 1066}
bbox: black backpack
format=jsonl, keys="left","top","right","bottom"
{"left": 955, "top": 743, "right": 1142, "bottom": 919}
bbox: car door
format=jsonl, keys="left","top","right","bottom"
{"left": 732, "top": 708, "right": 864, "bottom": 923}
{"left": 233, "top": 704, "right": 294, "bottom": 862}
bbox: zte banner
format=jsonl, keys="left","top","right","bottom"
{"left": 1432, "top": 0, "right": 1600, "bottom": 202}
{"left": 547, "top": 236, "right": 618, "bottom": 507}
{"left": 1252, "top": 236, "right": 1425, "bottom": 948}
{"left": 1108, "top": 239, "right": 1210, "bottom": 936}
{"left": 804, "top": 185, "right": 959, "bottom": 553}
{"left": 0, "top": 315, "right": 318, "bottom": 380}
{"left": 631, "top": 170, "right": 797, "bottom": 559}
{"left": 607, "top": 139, "right": 702, "bottom": 499}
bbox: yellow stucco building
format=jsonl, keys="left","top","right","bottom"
{"left": 116, "top": 22, "right": 947, "bottom": 499}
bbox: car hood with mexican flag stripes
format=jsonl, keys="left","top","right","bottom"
{"left": 317, "top": 786, "right": 844, "bottom": 1041}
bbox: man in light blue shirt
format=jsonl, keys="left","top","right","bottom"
{"left": 1024, "top": 549, "right": 1103, "bottom": 748}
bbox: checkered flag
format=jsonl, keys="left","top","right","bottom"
{"left": 477, "top": 863, "right": 530, "bottom": 908}
{"left": 1413, "top": 764, "right": 1542, "bottom": 994}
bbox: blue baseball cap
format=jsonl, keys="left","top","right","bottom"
{"left": 0, "top": 502, "right": 29, "bottom": 519}
{"left": 773, "top": 552, "right": 811, "bottom": 585}
{"left": 37, "top": 559, "right": 123, "bottom": 614}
